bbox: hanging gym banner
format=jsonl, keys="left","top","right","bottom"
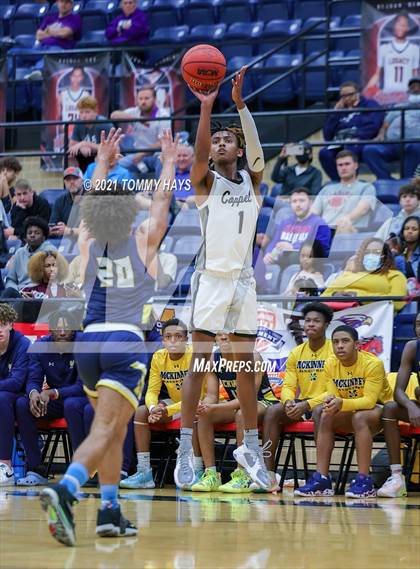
{"left": 362, "top": 1, "right": 420, "bottom": 105}
{"left": 41, "top": 53, "right": 110, "bottom": 171}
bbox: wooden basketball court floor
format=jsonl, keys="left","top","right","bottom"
{"left": 0, "top": 487, "right": 419, "bottom": 569}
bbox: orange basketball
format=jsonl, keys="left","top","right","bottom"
{"left": 181, "top": 44, "right": 226, "bottom": 92}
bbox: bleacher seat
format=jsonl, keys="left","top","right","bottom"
{"left": 49, "top": 1, "right": 84, "bottom": 13}
{"left": 160, "top": 235, "right": 174, "bottom": 253}
{"left": 13, "top": 34, "right": 36, "bottom": 48}
{"left": 258, "top": 54, "right": 302, "bottom": 105}
{"left": 218, "top": 1, "right": 252, "bottom": 25}
{"left": 182, "top": 0, "right": 216, "bottom": 27}
{"left": 257, "top": 206, "right": 274, "bottom": 233}
{"left": 294, "top": 0, "right": 325, "bottom": 18}
{"left": 40, "top": 188, "right": 66, "bottom": 207}
{"left": 189, "top": 23, "right": 226, "bottom": 41}
{"left": 80, "top": 0, "right": 118, "bottom": 32}
{"left": 374, "top": 179, "right": 411, "bottom": 204}
{"left": 342, "top": 14, "right": 361, "bottom": 28}
{"left": 263, "top": 264, "right": 281, "bottom": 294}
{"left": 7, "top": 238, "right": 22, "bottom": 256}
{"left": 170, "top": 209, "right": 201, "bottom": 235}
{"left": 257, "top": 18, "right": 301, "bottom": 55}
{"left": 331, "top": 1, "right": 360, "bottom": 19}
{"left": 0, "top": 4, "right": 15, "bottom": 37}
{"left": 219, "top": 55, "right": 255, "bottom": 103}
{"left": 225, "top": 20, "right": 263, "bottom": 39}
{"left": 175, "top": 263, "right": 195, "bottom": 295}
{"left": 254, "top": 1, "right": 289, "bottom": 23}
{"left": 300, "top": 16, "right": 340, "bottom": 53}
{"left": 172, "top": 235, "right": 201, "bottom": 263}
{"left": 148, "top": 0, "right": 181, "bottom": 31}
{"left": 303, "top": 51, "right": 344, "bottom": 101}
{"left": 369, "top": 202, "right": 394, "bottom": 231}
{"left": 78, "top": 30, "right": 106, "bottom": 47}
{"left": 10, "top": 2, "right": 48, "bottom": 36}
{"left": 150, "top": 25, "right": 189, "bottom": 43}
{"left": 328, "top": 232, "right": 371, "bottom": 260}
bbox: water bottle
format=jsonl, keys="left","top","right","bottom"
{"left": 12, "top": 439, "right": 26, "bottom": 480}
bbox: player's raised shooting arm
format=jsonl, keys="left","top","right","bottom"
{"left": 90, "top": 128, "right": 123, "bottom": 190}
{"left": 190, "top": 89, "right": 218, "bottom": 200}
{"left": 232, "top": 66, "right": 264, "bottom": 195}
{"left": 137, "top": 129, "right": 178, "bottom": 274}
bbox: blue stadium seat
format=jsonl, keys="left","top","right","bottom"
{"left": 222, "top": 42, "right": 254, "bottom": 60}
{"left": 369, "top": 202, "right": 394, "bottom": 231}
{"left": 78, "top": 29, "right": 106, "bottom": 47}
{"left": 303, "top": 51, "right": 344, "bottom": 101}
{"left": 279, "top": 264, "right": 300, "bottom": 293}
{"left": 218, "top": 1, "right": 252, "bottom": 25}
{"left": 254, "top": 1, "right": 289, "bottom": 23}
{"left": 49, "top": 1, "right": 84, "bottom": 13}
{"left": 271, "top": 183, "right": 283, "bottom": 197}
{"left": 257, "top": 18, "right": 301, "bottom": 55}
{"left": 226, "top": 20, "right": 263, "bottom": 39}
{"left": 374, "top": 179, "right": 411, "bottom": 204}
{"left": 258, "top": 54, "right": 302, "bottom": 105}
{"left": 219, "top": 55, "right": 255, "bottom": 103}
{"left": 175, "top": 263, "right": 195, "bottom": 295}
{"left": 293, "top": 1, "right": 325, "bottom": 18}
{"left": 300, "top": 16, "right": 340, "bottom": 53}
{"left": 10, "top": 2, "right": 48, "bottom": 36}
{"left": 331, "top": 1, "right": 360, "bottom": 19}
{"left": 334, "top": 33, "right": 360, "bottom": 52}
{"left": 328, "top": 232, "right": 371, "bottom": 260}
{"left": 7, "top": 239, "right": 22, "bottom": 256}
{"left": 0, "top": 4, "right": 15, "bottom": 37}
{"left": 257, "top": 206, "right": 275, "bottom": 233}
{"left": 262, "top": 264, "right": 281, "bottom": 294}
{"left": 182, "top": 0, "right": 216, "bottom": 27}
{"left": 80, "top": 0, "right": 118, "bottom": 32}
{"left": 148, "top": 2, "right": 180, "bottom": 32}
{"left": 160, "top": 235, "right": 174, "bottom": 253}
{"left": 40, "top": 188, "right": 67, "bottom": 207}
{"left": 170, "top": 209, "right": 201, "bottom": 235}
{"left": 150, "top": 25, "right": 189, "bottom": 42}
{"left": 189, "top": 23, "right": 226, "bottom": 41}
{"left": 302, "top": 16, "right": 341, "bottom": 33}
{"left": 172, "top": 235, "right": 202, "bottom": 262}
{"left": 14, "top": 33, "right": 36, "bottom": 48}
{"left": 342, "top": 14, "right": 362, "bottom": 28}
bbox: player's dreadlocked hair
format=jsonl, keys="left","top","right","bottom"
{"left": 210, "top": 121, "right": 247, "bottom": 169}
{"left": 0, "top": 303, "right": 17, "bottom": 325}
{"left": 81, "top": 187, "right": 138, "bottom": 246}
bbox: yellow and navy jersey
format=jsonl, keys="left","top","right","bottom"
{"left": 325, "top": 350, "right": 393, "bottom": 412}
{"left": 281, "top": 339, "right": 333, "bottom": 409}
{"left": 388, "top": 372, "right": 418, "bottom": 400}
{"left": 145, "top": 345, "right": 203, "bottom": 417}
{"left": 214, "top": 350, "right": 277, "bottom": 403}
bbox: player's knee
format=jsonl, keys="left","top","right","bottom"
{"left": 311, "top": 404, "right": 323, "bottom": 425}
{"left": 15, "top": 395, "right": 29, "bottom": 415}
{"left": 382, "top": 400, "right": 400, "bottom": 419}
{"left": 265, "top": 402, "right": 282, "bottom": 423}
{"left": 351, "top": 411, "right": 370, "bottom": 430}
{"left": 135, "top": 405, "right": 149, "bottom": 422}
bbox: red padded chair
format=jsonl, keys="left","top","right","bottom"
{"left": 37, "top": 418, "right": 73, "bottom": 476}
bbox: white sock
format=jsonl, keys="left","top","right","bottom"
{"left": 207, "top": 466, "right": 217, "bottom": 472}
{"left": 390, "top": 464, "right": 402, "bottom": 476}
{"left": 193, "top": 456, "right": 203, "bottom": 471}
{"left": 137, "top": 452, "right": 150, "bottom": 472}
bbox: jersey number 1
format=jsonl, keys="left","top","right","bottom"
{"left": 238, "top": 211, "right": 244, "bottom": 234}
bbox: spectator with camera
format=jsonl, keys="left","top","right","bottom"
{"left": 271, "top": 141, "right": 322, "bottom": 196}
{"left": 320, "top": 81, "right": 384, "bottom": 180}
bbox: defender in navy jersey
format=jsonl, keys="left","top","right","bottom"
{"left": 40, "top": 128, "right": 179, "bottom": 546}
{"left": 175, "top": 67, "right": 277, "bottom": 493}
{"left": 378, "top": 312, "right": 420, "bottom": 498}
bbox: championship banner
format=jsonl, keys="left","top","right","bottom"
{"left": 362, "top": 1, "right": 420, "bottom": 105}
{"left": 41, "top": 53, "right": 110, "bottom": 171}
{"left": 120, "top": 53, "right": 185, "bottom": 140}
{"left": 0, "top": 56, "right": 6, "bottom": 153}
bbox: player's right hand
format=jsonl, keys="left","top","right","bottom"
{"left": 408, "top": 401, "right": 420, "bottom": 427}
{"left": 189, "top": 85, "right": 220, "bottom": 105}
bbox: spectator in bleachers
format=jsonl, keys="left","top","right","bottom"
{"left": 10, "top": 180, "right": 51, "bottom": 241}
{"left": 363, "top": 77, "right": 420, "bottom": 179}
{"left": 376, "top": 183, "right": 420, "bottom": 241}
{"left": 394, "top": 216, "right": 420, "bottom": 281}
{"left": 14, "top": 310, "right": 85, "bottom": 486}
{"left": 35, "top": 0, "right": 82, "bottom": 50}
{"left": 2, "top": 217, "right": 56, "bottom": 298}
{"left": 121, "top": 319, "right": 203, "bottom": 490}
{"left": 20, "top": 250, "right": 69, "bottom": 299}
{"left": 271, "top": 141, "right": 322, "bottom": 196}
{"left": 377, "top": 312, "right": 420, "bottom": 498}
{"left": 283, "top": 239, "right": 325, "bottom": 295}
{"left": 0, "top": 304, "right": 30, "bottom": 485}
{"left": 111, "top": 86, "right": 170, "bottom": 158}
{"left": 320, "top": 81, "right": 384, "bottom": 180}
{"left": 49, "top": 167, "right": 84, "bottom": 239}
{"left": 322, "top": 237, "right": 407, "bottom": 311}
{"left": 263, "top": 188, "right": 331, "bottom": 266}
{"left": 69, "top": 97, "right": 113, "bottom": 173}
{"left": 262, "top": 302, "right": 333, "bottom": 481}
{"left": 295, "top": 326, "right": 393, "bottom": 499}
{"left": 0, "top": 157, "right": 22, "bottom": 215}
{"left": 311, "top": 150, "right": 376, "bottom": 233}
{"left": 105, "top": 0, "right": 149, "bottom": 46}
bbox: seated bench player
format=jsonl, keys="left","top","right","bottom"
{"left": 261, "top": 302, "right": 334, "bottom": 484}
{"left": 377, "top": 311, "right": 420, "bottom": 498}
{"left": 191, "top": 333, "right": 278, "bottom": 493}
{"left": 0, "top": 304, "right": 30, "bottom": 485}
{"left": 295, "top": 325, "right": 393, "bottom": 499}
{"left": 15, "top": 310, "right": 85, "bottom": 485}
{"left": 120, "top": 319, "right": 204, "bottom": 489}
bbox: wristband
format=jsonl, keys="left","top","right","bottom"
{"left": 148, "top": 404, "right": 156, "bottom": 413}
{"left": 50, "top": 389, "right": 59, "bottom": 400}
{"left": 29, "top": 389, "right": 38, "bottom": 399}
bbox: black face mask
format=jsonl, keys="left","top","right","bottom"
{"left": 296, "top": 155, "right": 309, "bottom": 165}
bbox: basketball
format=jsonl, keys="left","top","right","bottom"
{"left": 181, "top": 44, "right": 226, "bottom": 92}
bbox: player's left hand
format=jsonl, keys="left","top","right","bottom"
{"left": 286, "top": 401, "right": 308, "bottom": 421}
{"left": 96, "top": 128, "right": 124, "bottom": 166}
{"left": 323, "top": 396, "right": 342, "bottom": 415}
{"left": 159, "top": 129, "right": 181, "bottom": 164}
{"left": 39, "top": 391, "right": 50, "bottom": 416}
{"left": 231, "top": 66, "right": 248, "bottom": 109}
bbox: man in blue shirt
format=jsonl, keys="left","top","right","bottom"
{"left": 15, "top": 310, "right": 85, "bottom": 486}
{"left": 0, "top": 304, "right": 30, "bottom": 485}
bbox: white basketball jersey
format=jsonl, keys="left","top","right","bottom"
{"left": 379, "top": 40, "right": 420, "bottom": 92}
{"left": 61, "top": 88, "right": 90, "bottom": 122}
{"left": 196, "top": 170, "right": 259, "bottom": 273}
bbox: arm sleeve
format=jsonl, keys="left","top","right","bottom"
{"left": 238, "top": 106, "right": 265, "bottom": 172}
{"left": 1, "top": 337, "right": 29, "bottom": 393}
{"left": 166, "top": 400, "right": 181, "bottom": 417}
{"left": 144, "top": 354, "right": 161, "bottom": 410}
{"left": 58, "top": 375, "right": 85, "bottom": 399}
{"left": 126, "top": 11, "right": 150, "bottom": 40}
{"left": 105, "top": 17, "right": 119, "bottom": 39}
{"left": 26, "top": 352, "right": 44, "bottom": 395}
{"left": 341, "top": 361, "right": 386, "bottom": 412}
{"left": 281, "top": 351, "right": 298, "bottom": 403}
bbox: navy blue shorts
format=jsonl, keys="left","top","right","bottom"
{"left": 75, "top": 330, "right": 148, "bottom": 410}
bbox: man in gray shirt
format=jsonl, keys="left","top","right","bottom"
{"left": 363, "top": 77, "right": 420, "bottom": 179}
{"left": 376, "top": 182, "right": 420, "bottom": 240}
{"left": 311, "top": 150, "right": 376, "bottom": 233}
